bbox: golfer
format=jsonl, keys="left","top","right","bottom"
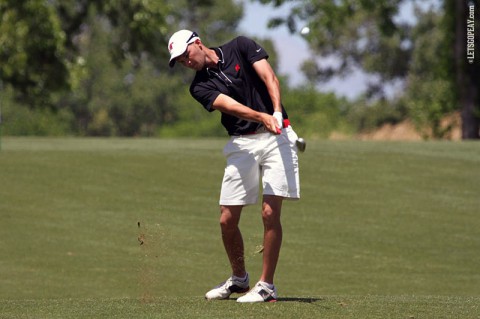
{"left": 168, "top": 30, "right": 300, "bottom": 303}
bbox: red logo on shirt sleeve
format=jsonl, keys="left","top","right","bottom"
{"left": 235, "top": 64, "right": 240, "bottom": 72}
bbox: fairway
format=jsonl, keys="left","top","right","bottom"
{"left": 0, "top": 138, "right": 479, "bottom": 318}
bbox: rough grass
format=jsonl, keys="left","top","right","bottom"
{"left": 0, "top": 138, "right": 479, "bottom": 318}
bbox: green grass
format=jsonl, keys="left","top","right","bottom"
{"left": 0, "top": 137, "right": 479, "bottom": 318}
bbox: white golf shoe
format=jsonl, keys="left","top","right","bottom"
{"left": 205, "top": 274, "right": 250, "bottom": 300}
{"left": 236, "top": 281, "right": 277, "bottom": 303}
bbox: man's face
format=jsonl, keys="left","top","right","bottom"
{"left": 176, "top": 42, "right": 204, "bottom": 71}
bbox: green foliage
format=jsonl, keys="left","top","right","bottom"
{"left": 63, "top": 15, "right": 186, "bottom": 136}
{"left": 0, "top": 0, "right": 352, "bottom": 138}
{"left": 0, "top": 0, "right": 172, "bottom": 110}
{"left": 401, "top": 7, "right": 456, "bottom": 139}
{"left": 254, "top": 0, "right": 476, "bottom": 139}
{"left": 4, "top": 108, "right": 73, "bottom": 137}
{"left": 1, "top": 87, "right": 73, "bottom": 136}
{"left": 282, "top": 85, "right": 352, "bottom": 138}
{"left": 403, "top": 78, "right": 455, "bottom": 139}
{"left": 0, "top": 0, "right": 69, "bottom": 108}
{"left": 170, "top": 0, "right": 243, "bottom": 45}
{"left": 157, "top": 87, "right": 225, "bottom": 137}
{"left": 101, "top": 0, "right": 169, "bottom": 63}
{"left": 345, "top": 98, "right": 406, "bottom": 133}
{"left": 260, "top": 0, "right": 409, "bottom": 91}
{"left": 0, "top": 0, "right": 253, "bottom": 137}
{"left": 0, "top": 0, "right": 475, "bottom": 139}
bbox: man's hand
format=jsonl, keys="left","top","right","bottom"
{"left": 273, "top": 112, "right": 283, "bottom": 129}
{"left": 262, "top": 113, "right": 282, "bottom": 134}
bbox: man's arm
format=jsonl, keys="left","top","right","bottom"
{"left": 212, "top": 94, "right": 280, "bottom": 134}
{"left": 252, "top": 59, "right": 282, "bottom": 113}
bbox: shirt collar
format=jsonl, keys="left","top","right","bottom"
{"left": 206, "top": 47, "right": 225, "bottom": 77}
{"left": 213, "top": 47, "right": 225, "bottom": 67}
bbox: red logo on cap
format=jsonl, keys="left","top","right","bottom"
{"left": 235, "top": 64, "right": 240, "bottom": 72}
{"left": 169, "top": 42, "right": 174, "bottom": 52}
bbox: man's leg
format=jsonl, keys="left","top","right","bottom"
{"left": 220, "top": 205, "right": 246, "bottom": 277}
{"left": 205, "top": 205, "right": 248, "bottom": 300}
{"left": 236, "top": 195, "right": 282, "bottom": 303}
{"left": 260, "top": 195, "right": 283, "bottom": 284}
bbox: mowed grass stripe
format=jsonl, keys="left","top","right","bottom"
{"left": 0, "top": 138, "right": 479, "bottom": 318}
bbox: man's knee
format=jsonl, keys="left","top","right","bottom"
{"left": 262, "top": 207, "right": 281, "bottom": 227}
{"left": 220, "top": 205, "right": 242, "bottom": 232}
{"left": 262, "top": 196, "right": 283, "bottom": 227}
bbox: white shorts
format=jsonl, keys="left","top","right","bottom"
{"left": 219, "top": 126, "right": 300, "bottom": 206}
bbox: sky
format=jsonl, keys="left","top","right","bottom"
{"left": 237, "top": 0, "right": 438, "bottom": 99}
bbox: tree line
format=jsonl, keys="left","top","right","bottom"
{"left": 263, "top": 0, "right": 479, "bottom": 139}
{"left": 0, "top": 0, "right": 478, "bottom": 139}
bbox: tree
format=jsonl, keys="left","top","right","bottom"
{"left": 448, "top": 0, "right": 479, "bottom": 139}
{"left": 60, "top": 0, "right": 245, "bottom": 136}
{"left": 0, "top": 0, "right": 69, "bottom": 108}
{"left": 402, "top": 7, "right": 456, "bottom": 139}
{"left": 0, "top": 0, "right": 246, "bottom": 136}
{"left": 0, "top": 0, "right": 171, "bottom": 109}
{"left": 257, "top": 0, "right": 410, "bottom": 97}
{"left": 254, "top": 0, "right": 480, "bottom": 139}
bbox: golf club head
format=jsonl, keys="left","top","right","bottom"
{"left": 296, "top": 138, "right": 306, "bottom": 152}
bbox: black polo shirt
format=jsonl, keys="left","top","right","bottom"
{"left": 189, "top": 36, "right": 288, "bottom": 136}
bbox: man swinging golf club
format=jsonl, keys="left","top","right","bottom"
{"left": 168, "top": 30, "right": 301, "bottom": 303}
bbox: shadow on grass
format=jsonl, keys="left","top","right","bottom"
{"left": 276, "top": 297, "right": 323, "bottom": 303}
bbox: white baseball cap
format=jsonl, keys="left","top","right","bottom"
{"left": 168, "top": 30, "right": 200, "bottom": 67}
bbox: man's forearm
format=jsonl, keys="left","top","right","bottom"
{"left": 264, "top": 75, "right": 282, "bottom": 113}
{"left": 252, "top": 59, "right": 282, "bottom": 113}
{"left": 212, "top": 93, "right": 280, "bottom": 134}
{"left": 213, "top": 95, "right": 265, "bottom": 122}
